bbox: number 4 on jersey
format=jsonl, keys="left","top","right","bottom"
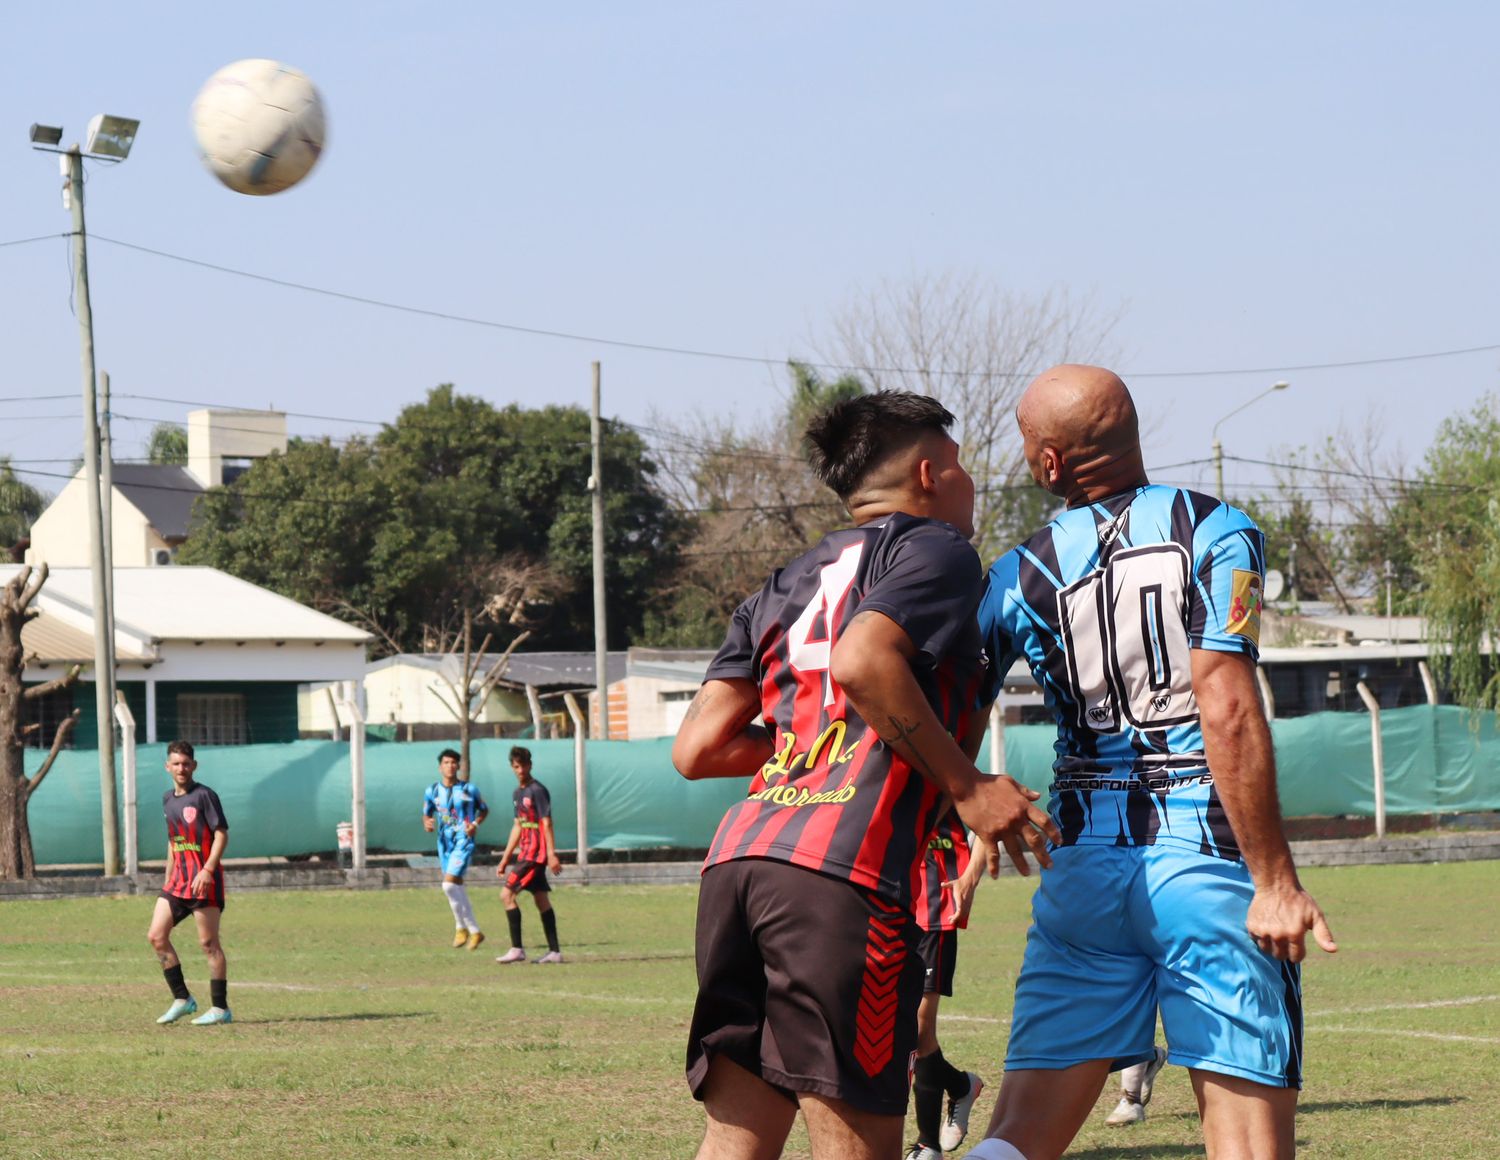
{"left": 787, "top": 544, "right": 863, "bottom": 707}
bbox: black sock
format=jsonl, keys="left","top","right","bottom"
{"left": 912, "top": 1052, "right": 943, "bottom": 1147}
{"left": 210, "top": 978, "right": 228, "bottom": 1010}
{"left": 540, "top": 908, "right": 559, "bottom": 953}
{"left": 163, "top": 964, "right": 190, "bottom": 1002}
{"left": 506, "top": 907, "right": 523, "bottom": 948}
{"left": 932, "top": 1047, "right": 969, "bottom": 1098}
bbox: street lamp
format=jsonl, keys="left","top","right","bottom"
{"left": 31, "top": 114, "right": 139, "bottom": 878}
{"left": 1212, "top": 381, "right": 1289, "bottom": 498}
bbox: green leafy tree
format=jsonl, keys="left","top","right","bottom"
{"left": 146, "top": 423, "right": 189, "bottom": 466}
{"left": 182, "top": 386, "right": 678, "bottom": 655}
{"left": 0, "top": 459, "right": 48, "bottom": 553}
{"left": 1407, "top": 395, "right": 1500, "bottom": 712}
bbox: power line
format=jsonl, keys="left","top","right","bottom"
{"left": 73, "top": 234, "right": 1500, "bottom": 382}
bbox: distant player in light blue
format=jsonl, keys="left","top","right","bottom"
{"left": 962, "top": 366, "right": 1336, "bottom": 1160}
{"left": 421, "top": 748, "right": 488, "bottom": 951}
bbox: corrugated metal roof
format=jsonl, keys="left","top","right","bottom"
{"left": 373, "top": 651, "right": 628, "bottom": 689}
{"left": 0, "top": 565, "right": 369, "bottom": 644}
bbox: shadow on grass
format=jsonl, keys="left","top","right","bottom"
{"left": 248, "top": 1012, "right": 433, "bottom": 1025}
{"left": 1300, "top": 1096, "right": 1465, "bottom": 1114}
{"left": 1069, "top": 1147, "right": 1203, "bottom": 1158}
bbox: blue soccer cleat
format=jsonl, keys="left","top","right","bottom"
{"left": 156, "top": 997, "right": 198, "bottom": 1024}
{"left": 190, "top": 1006, "right": 233, "bottom": 1025}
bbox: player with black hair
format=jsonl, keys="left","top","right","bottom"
{"left": 675, "top": 389, "right": 1057, "bottom": 1160}
{"left": 494, "top": 746, "right": 564, "bottom": 964}
{"left": 421, "top": 747, "right": 488, "bottom": 950}
{"left": 146, "top": 740, "right": 233, "bottom": 1025}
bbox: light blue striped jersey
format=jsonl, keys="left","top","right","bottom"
{"left": 979, "top": 485, "right": 1266, "bottom": 859}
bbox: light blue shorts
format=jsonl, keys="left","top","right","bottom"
{"left": 1005, "top": 843, "right": 1303, "bottom": 1088}
{"left": 439, "top": 838, "right": 476, "bottom": 879}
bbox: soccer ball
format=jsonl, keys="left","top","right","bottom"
{"left": 191, "top": 59, "right": 327, "bottom": 195}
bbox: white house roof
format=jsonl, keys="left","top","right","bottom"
{"left": 368, "top": 650, "right": 627, "bottom": 689}
{"left": 0, "top": 566, "right": 370, "bottom": 645}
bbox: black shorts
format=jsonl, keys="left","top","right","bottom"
{"left": 687, "top": 858, "right": 924, "bottom": 1117}
{"left": 159, "top": 891, "right": 223, "bottom": 926}
{"left": 916, "top": 928, "right": 959, "bottom": 997}
{"left": 504, "top": 860, "right": 550, "bottom": 894}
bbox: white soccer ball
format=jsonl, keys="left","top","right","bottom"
{"left": 191, "top": 59, "right": 327, "bottom": 196}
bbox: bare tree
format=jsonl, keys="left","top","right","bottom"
{"left": 0, "top": 564, "right": 81, "bottom": 879}
{"left": 425, "top": 555, "right": 556, "bottom": 776}
{"left": 820, "top": 272, "right": 1124, "bottom": 561}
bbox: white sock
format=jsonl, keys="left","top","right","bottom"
{"left": 442, "top": 882, "right": 478, "bottom": 931}
{"left": 962, "top": 1140, "right": 1028, "bottom": 1160}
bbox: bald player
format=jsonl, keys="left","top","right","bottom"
{"left": 962, "top": 366, "right": 1336, "bottom": 1160}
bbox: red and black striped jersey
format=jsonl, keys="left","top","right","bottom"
{"left": 162, "top": 782, "right": 228, "bottom": 906}
{"left": 513, "top": 780, "right": 552, "bottom": 862}
{"left": 912, "top": 810, "right": 972, "bottom": 932}
{"left": 702, "top": 514, "right": 987, "bottom": 906}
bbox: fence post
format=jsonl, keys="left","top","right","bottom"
{"left": 1417, "top": 660, "right": 1439, "bottom": 706}
{"left": 988, "top": 700, "right": 1006, "bottom": 775}
{"left": 1355, "top": 681, "right": 1387, "bottom": 838}
{"left": 114, "top": 696, "right": 138, "bottom": 880}
{"left": 1255, "top": 666, "right": 1276, "bottom": 720}
{"left": 563, "top": 692, "right": 590, "bottom": 882}
{"left": 337, "top": 682, "right": 367, "bottom": 871}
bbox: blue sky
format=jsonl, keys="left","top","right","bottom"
{"left": 2, "top": 2, "right": 1496, "bottom": 500}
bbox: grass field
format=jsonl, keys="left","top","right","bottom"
{"left": 2, "top": 861, "right": 1498, "bottom": 1159}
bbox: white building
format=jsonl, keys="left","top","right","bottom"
{"left": 4, "top": 565, "right": 368, "bottom": 747}
{"left": 27, "top": 408, "right": 287, "bottom": 568}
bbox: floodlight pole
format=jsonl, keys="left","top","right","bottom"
{"left": 66, "top": 144, "right": 121, "bottom": 876}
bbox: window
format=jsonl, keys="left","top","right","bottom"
{"left": 22, "top": 686, "right": 76, "bottom": 750}
{"left": 177, "top": 693, "right": 248, "bottom": 747}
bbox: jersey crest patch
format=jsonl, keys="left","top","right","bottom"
{"left": 182, "top": 806, "right": 198, "bottom": 825}
{"left": 1226, "top": 568, "right": 1263, "bottom": 645}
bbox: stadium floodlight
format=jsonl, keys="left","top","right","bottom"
{"left": 29, "top": 109, "right": 142, "bottom": 877}
{"left": 83, "top": 114, "right": 138, "bottom": 159}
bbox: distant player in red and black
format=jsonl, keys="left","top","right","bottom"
{"left": 673, "top": 390, "right": 1059, "bottom": 1160}
{"left": 146, "top": 740, "right": 232, "bottom": 1026}
{"left": 494, "top": 746, "right": 564, "bottom": 965}
{"left": 907, "top": 810, "right": 988, "bottom": 1159}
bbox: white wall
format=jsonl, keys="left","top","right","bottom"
{"left": 26, "top": 478, "right": 161, "bottom": 568}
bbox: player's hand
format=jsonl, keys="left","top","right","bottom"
{"left": 464, "top": 821, "right": 477, "bottom": 838}
{"left": 1247, "top": 883, "right": 1338, "bottom": 962}
{"left": 941, "top": 874, "right": 979, "bottom": 927}
{"left": 190, "top": 869, "right": 213, "bottom": 898}
{"left": 422, "top": 817, "right": 435, "bottom": 833}
{"left": 953, "top": 774, "right": 1059, "bottom": 877}
{"left": 548, "top": 856, "right": 562, "bottom": 876}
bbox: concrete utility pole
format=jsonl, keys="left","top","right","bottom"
{"left": 100, "top": 371, "right": 118, "bottom": 725}
{"left": 589, "top": 361, "right": 610, "bottom": 740}
{"left": 67, "top": 146, "right": 120, "bottom": 876}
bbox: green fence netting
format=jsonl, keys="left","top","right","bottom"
{"left": 22, "top": 706, "right": 1500, "bottom": 865}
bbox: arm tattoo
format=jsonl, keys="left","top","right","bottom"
{"left": 884, "top": 713, "right": 938, "bottom": 779}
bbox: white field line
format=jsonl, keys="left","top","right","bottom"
{"left": 1311, "top": 1025, "right": 1500, "bottom": 1045}
{"left": 1309, "top": 994, "right": 1500, "bottom": 1017}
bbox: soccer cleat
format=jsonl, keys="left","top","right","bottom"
{"left": 495, "top": 947, "right": 527, "bottom": 964}
{"left": 1106, "top": 1047, "right": 1168, "bottom": 1126}
{"left": 939, "top": 1071, "right": 984, "bottom": 1151}
{"left": 155, "top": 997, "right": 197, "bottom": 1025}
{"left": 904, "top": 1144, "right": 941, "bottom": 1160}
{"left": 534, "top": 950, "right": 564, "bottom": 964}
{"left": 1105, "top": 1097, "right": 1146, "bottom": 1126}
{"left": 453, "top": 928, "right": 469, "bottom": 948}
{"left": 190, "top": 1006, "right": 233, "bottom": 1026}
{"left": 466, "top": 930, "right": 485, "bottom": 952}
{"left": 1136, "top": 1045, "right": 1168, "bottom": 1107}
